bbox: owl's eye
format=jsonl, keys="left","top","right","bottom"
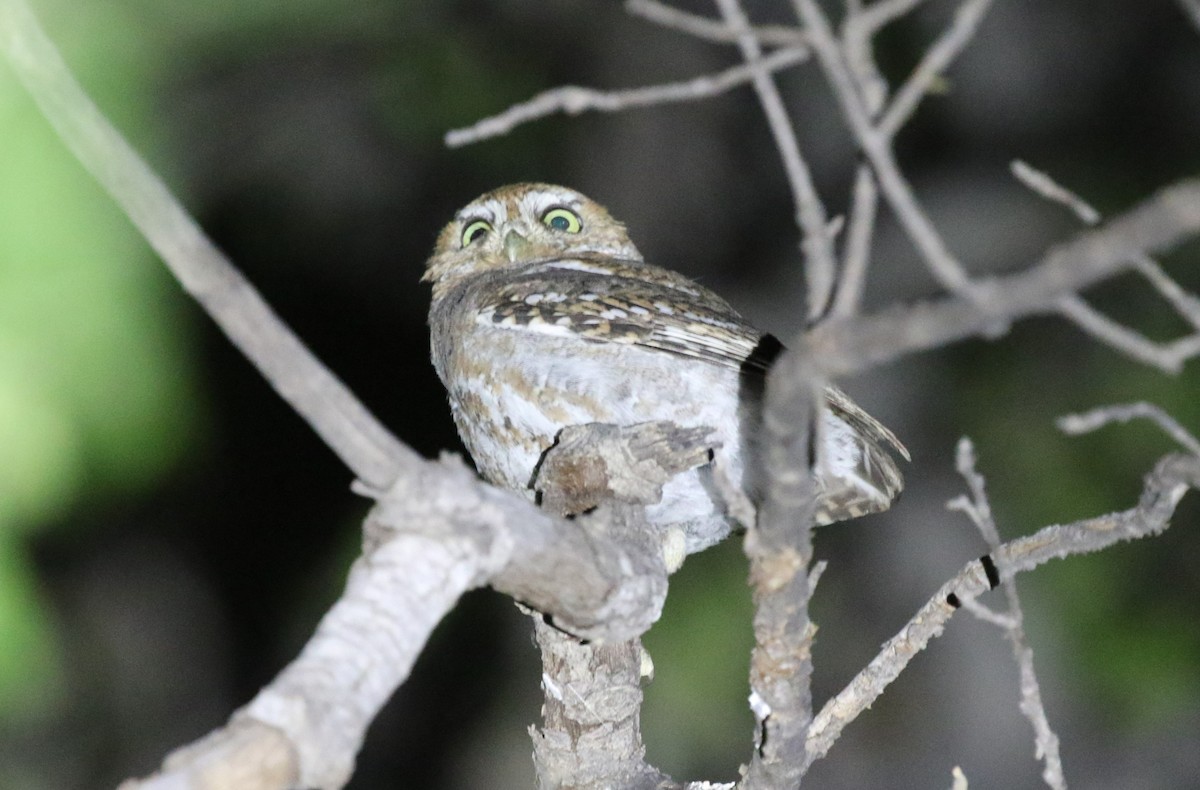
{"left": 542, "top": 207, "right": 582, "bottom": 233}
{"left": 461, "top": 219, "right": 492, "bottom": 247}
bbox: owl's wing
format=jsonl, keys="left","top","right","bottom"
{"left": 477, "top": 257, "right": 767, "bottom": 372}
{"left": 475, "top": 256, "right": 909, "bottom": 465}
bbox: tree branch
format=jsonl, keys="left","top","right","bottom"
{"left": 803, "top": 451, "right": 1200, "bottom": 772}
{"left": 804, "top": 175, "right": 1200, "bottom": 376}
{"left": 443, "top": 46, "right": 810, "bottom": 148}
{"left": 739, "top": 351, "right": 822, "bottom": 788}
{"left": 625, "top": 0, "right": 807, "bottom": 47}
{"left": 715, "top": 0, "right": 838, "bottom": 322}
{"left": 947, "top": 439, "right": 1066, "bottom": 790}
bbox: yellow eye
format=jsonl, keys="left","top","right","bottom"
{"left": 461, "top": 219, "right": 492, "bottom": 247}
{"left": 542, "top": 208, "right": 582, "bottom": 233}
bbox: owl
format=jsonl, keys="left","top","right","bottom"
{"left": 424, "top": 183, "right": 907, "bottom": 555}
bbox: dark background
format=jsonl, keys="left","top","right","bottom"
{"left": 3, "top": 0, "right": 1200, "bottom": 787}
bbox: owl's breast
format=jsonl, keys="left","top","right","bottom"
{"left": 437, "top": 312, "right": 745, "bottom": 493}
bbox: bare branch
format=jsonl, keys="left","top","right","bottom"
{"left": 804, "top": 451, "right": 1200, "bottom": 772}
{"left": 793, "top": 0, "right": 971, "bottom": 290}
{"left": 740, "top": 350, "right": 823, "bottom": 788}
{"left": 830, "top": 163, "right": 880, "bottom": 317}
{"left": 0, "top": 0, "right": 411, "bottom": 491}
{"left": 854, "top": 0, "right": 934, "bottom": 37}
{"left": 715, "top": 0, "right": 838, "bottom": 322}
{"left": 124, "top": 445, "right": 679, "bottom": 789}
{"left": 1056, "top": 296, "right": 1199, "bottom": 374}
{"left": 1178, "top": 0, "right": 1200, "bottom": 30}
{"left": 444, "top": 45, "right": 809, "bottom": 148}
{"left": 625, "top": 0, "right": 807, "bottom": 46}
{"left": 530, "top": 421, "right": 723, "bottom": 789}
{"left": 1011, "top": 160, "right": 1102, "bottom": 225}
{"left": 957, "top": 595, "right": 1016, "bottom": 628}
{"left": 1010, "top": 161, "right": 1200, "bottom": 373}
{"left": 1058, "top": 402, "right": 1200, "bottom": 457}
{"left": 950, "top": 438, "right": 1066, "bottom": 790}
{"left": 877, "top": 0, "right": 996, "bottom": 139}
{"left": 1132, "top": 256, "right": 1200, "bottom": 331}
{"left": 804, "top": 175, "right": 1200, "bottom": 377}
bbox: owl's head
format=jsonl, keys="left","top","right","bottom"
{"left": 423, "top": 183, "right": 642, "bottom": 297}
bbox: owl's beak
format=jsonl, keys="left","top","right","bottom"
{"left": 504, "top": 230, "right": 531, "bottom": 263}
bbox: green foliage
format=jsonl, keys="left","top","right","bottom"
{"left": 642, "top": 539, "right": 754, "bottom": 780}
{"left": 0, "top": 3, "right": 198, "bottom": 718}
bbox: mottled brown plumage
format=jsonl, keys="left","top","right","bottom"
{"left": 425, "top": 183, "right": 906, "bottom": 554}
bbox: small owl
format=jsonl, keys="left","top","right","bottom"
{"left": 424, "top": 183, "right": 906, "bottom": 554}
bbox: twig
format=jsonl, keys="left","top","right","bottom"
{"left": 878, "top": 0, "right": 996, "bottom": 139}
{"left": 444, "top": 45, "right": 809, "bottom": 148}
{"left": 1058, "top": 402, "right": 1200, "bottom": 458}
{"left": 1010, "top": 161, "right": 1200, "bottom": 373}
{"left": 625, "top": 0, "right": 808, "bottom": 46}
{"left": 949, "top": 438, "right": 1066, "bottom": 790}
{"left": 831, "top": 163, "right": 879, "bottom": 317}
{"left": 853, "top": 0, "right": 934, "bottom": 37}
{"left": 1011, "top": 160, "right": 1102, "bottom": 225}
{"left": 1056, "top": 296, "right": 1200, "bottom": 374}
{"left": 1132, "top": 256, "right": 1200, "bottom": 331}
{"left": 803, "top": 451, "right": 1200, "bottom": 772}
{"left": 0, "top": 0, "right": 411, "bottom": 491}
{"left": 792, "top": 0, "right": 972, "bottom": 291}
{"left": 803, "top": 175, "right": 1200, "bottom": 376}
{"left": 715, "top": 0, "right": 838, "bottom": 323}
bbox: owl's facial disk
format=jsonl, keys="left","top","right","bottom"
{"left": 423, "top": 183, "right": 642, "bottom": 296}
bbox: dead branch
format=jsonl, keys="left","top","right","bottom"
{"left": 948, "top": 439, "right": 1066, "bottom": 790}
{"left": 804, "top": 175, "right": 1200, "bottom": 376}
{"left": 715, "top": 0, "right": 837, "bottom": 322}
{"left": 803, "top": 451, "right": 1200, "bottom": 773}
{"left": 443, "top": 46, "right": 809, "bottom": 149}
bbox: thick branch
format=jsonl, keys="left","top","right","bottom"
{"left": 739, "top": 351, "right": 822, "bottom": 788}
{"left": 529, "top": 421, "right": 716, "bottom": 790}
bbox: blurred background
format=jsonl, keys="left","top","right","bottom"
{"left": 2, "top": 0, "right": 1200, "bottom": 787}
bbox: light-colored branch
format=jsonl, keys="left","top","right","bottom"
{"left": 877, "top": 0, "right": 995, "bottom": 139}
{"left": 1178, "top": 0, "right": 1200, "bottom": 30}
{"left": 715, "top": 0, "right": 838, "bottom": 322}
{"left": 739, "top": 351, "right": 822, "bottom": 788}
{"left": 793, "top": 0, "right": 971, "bottom": 291}
{"left": 803, "top": 451, "right": 1200, "bottom": 772}
{"left": 1011, "top": 160, "right": 1102, "bottom": 225}
{"left": 949, "top": 439, "right": 1066, "bottom": 790}
{"left": 444, "top": 45, "right": 809, "bottom": 148}
{"left": 853, "top": 0, "right": 933, "bottom": 37}
{"left": 830, "top": 163, "right": 879, "bottom": 317}
{"left": 804, "top": 176, "right": 1200, "bottom": 376}
{"left": 625, "top": 0, "right": 808, "bottom": 46}
{"left": 0, "top": 0, "right": 411, "bottom": 492}
{"left": 1133, "top": 256, "right": 1200, "bottom": 331}
{"left": 123, "top": 446, "right": 677, "bottom": 789}
{"left": 1011, "top": 161, "right": 1200, "bottom": 374}
{"left": 1058, "top": 402, "right": 1200, "bottom": 457}
{"left": 1056, "top": 296, "right": 1200, "bottom": 374}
